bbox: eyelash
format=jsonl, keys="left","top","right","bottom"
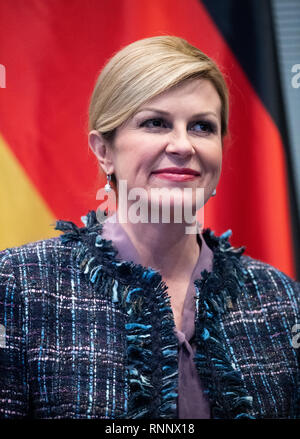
{"left": 139, "top": 118, "right": 216, "bottom": 134}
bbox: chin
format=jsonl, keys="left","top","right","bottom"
{"left": 149, "top": 196, "right": 198, "bottom": 219}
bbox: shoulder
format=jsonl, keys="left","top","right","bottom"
{"left": 0, "top": 236, "right": 80, "bottom": 298}
{"left": 203, "top": 226, "right": 299, "bottom": 293}
{"left": 239, "top": 253, "right": 300, "bottom": 317}
{"left": 0, "top": 236, "right": 76, "bottom": 271}
{"left": 241, "top": 253, "right": 299, "bottom": 290}
{"left": 202, "top": 227, "right": 300, "bottom": 314}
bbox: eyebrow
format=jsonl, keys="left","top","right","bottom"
{"left": 134, "top": 107, "right": 219, "bottom": 120}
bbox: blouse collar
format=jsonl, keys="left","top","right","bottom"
{"left": 101, "top": 211, "right": 213, "bottom": 276}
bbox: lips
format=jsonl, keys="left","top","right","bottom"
{"left": 152, "top": 167, "right": 200, "bottom": 176}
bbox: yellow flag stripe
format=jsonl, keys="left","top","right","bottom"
{"left": 0, "top": 134, "right": 60, "bottom": 250}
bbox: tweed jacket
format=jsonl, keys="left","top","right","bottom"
{"left": 0, "top": 210, "right": 300, "bottom": 419}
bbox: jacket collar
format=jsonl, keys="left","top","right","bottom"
{"left": 55, "top": 210, "right": 255, "bottom": 419}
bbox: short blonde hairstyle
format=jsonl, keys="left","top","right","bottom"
{"left": 88, "top": 35, "right": 229, "bottom": 188}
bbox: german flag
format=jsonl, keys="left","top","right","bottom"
{"left": 0, "top": 0, "right": 299, "bottom": 279}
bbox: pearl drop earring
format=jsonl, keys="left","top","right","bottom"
{"left": 104, "top": 174, "right": 112, "bottom": 192}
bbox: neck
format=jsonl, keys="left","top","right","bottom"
{"left": 115, "top": 207, "right": 201, "bottom": 279}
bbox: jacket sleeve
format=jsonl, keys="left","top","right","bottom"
{"left": 0, "top": 249, "right": 29, "bottom": 418}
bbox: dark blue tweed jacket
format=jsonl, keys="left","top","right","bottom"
{"left": 0, "top": 210, "right": 300, "bottom": 419}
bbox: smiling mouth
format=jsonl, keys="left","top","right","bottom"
{"left": 152, "top": 167, "right": 200, "bottom": 176}
{"left": 151, "top": 166, "right": 202, "bottom": 182}
{"left": 152, "top": 172, "right": 199, "bottom": 182}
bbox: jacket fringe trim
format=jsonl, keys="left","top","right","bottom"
{"left": 56, "top": 211, "right": 178, "bottom": 418}
{"left": 194, "top": 229, "right": 255, "bottom": 419}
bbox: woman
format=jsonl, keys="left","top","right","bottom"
{"left": 0, "top": 36, "right": 299, "bottom": 419}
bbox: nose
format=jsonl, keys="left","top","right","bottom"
{"left": 165, "top": 126, "right": 195, "bottom": 157}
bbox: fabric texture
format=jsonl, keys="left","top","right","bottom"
{"left": 101, "top": 213, "right": 212, "bottom": 419}
{"left": 0, "top": 210, "right": 300, "bottom": 419}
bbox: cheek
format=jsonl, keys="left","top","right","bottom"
{"left": 198, "top": 144, "right": 222, "bottom": 172}
{"left": 113, "top": 147, "right": 151, "bottom": 181}
{"left": 215, "top": 150, "right": 222, "bottom": 173}
{"left": 118, "top": 142, "right": 157, "bottom": 170}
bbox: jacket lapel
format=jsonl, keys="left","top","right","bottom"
{"left": 193, "top": 229, "right": 255, "bottom": 419}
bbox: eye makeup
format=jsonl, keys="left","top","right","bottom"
{"left": 138, "top": 116, "right": 218, "bottom": 135}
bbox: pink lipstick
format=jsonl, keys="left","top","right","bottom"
{"left": 152, "top": 167, "right": 200, "bottom": 181}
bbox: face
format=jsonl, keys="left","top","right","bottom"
{"left": 92, "top": 78, "right": 223, "bottom": 217}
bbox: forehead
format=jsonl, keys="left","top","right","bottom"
{"left": 137, "top": 78, "right": 222, "bottom": 116}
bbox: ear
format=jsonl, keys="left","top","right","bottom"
{"left": 88, "top": 130, "right": 114, "bottom": 175}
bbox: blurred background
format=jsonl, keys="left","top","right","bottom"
{"left": 0, "top": 0, "right": 299, "bottom": 280}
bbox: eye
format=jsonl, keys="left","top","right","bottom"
{"left": 190, "top": 121, "right": 216, "bottom": 134}
{"left": 140, "top": 118, "right": 168, "bottom": 129}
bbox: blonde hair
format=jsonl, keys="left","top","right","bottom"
{"left": 89, "top": 36, "right": 228, "bottom": 137}
{"left": 88, "top": 35, "right": 229, "bottom": 188}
